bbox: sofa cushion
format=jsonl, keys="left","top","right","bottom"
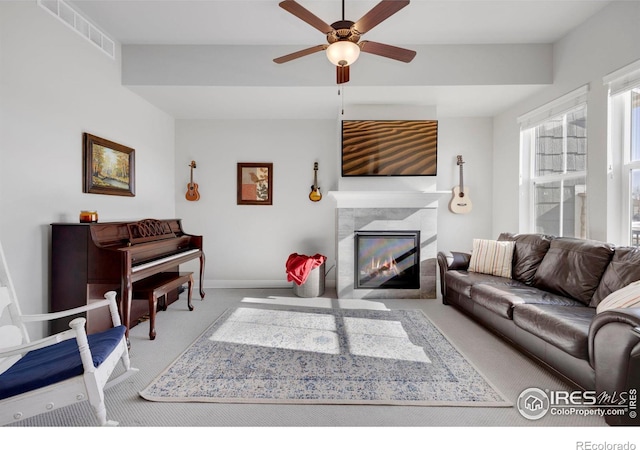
{"left": 470, "top": 284, "right": 525, "bottom": 319}
{"left": 498, "top": 233, "right": 553, "bottom": 285}
{"left": 596, "top": 280, "right": 640, "bottom": 314}
{"left": 468, "top": 239, "right": 515, "bottom": 278}
{"left": 591, "top": 246, "right": 640, "bottom": 307}
{"left": 533, "top": 238, "right": 615, "bottom": 305}
{"left": 444, "top": 270, "right": 525, "bottom": 298}
{"left": 470, "top": 284, "right": 583, "bottom": 320}
{"left": 512, "top": 304, "right": 595, "bottom": 360}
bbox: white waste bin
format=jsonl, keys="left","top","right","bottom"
{"left": 293, "top": 262, "right": 325, "bottom": 297}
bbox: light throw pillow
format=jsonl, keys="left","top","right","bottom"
{"left": 596, "top": 280, "right": 640, "bottom": 314}
{"left": 468, "top": 239, "right": 515, "bottom": 278}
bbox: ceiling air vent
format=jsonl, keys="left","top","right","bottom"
{"left": 38, "top": 0, "right": 115, "bottom": 59}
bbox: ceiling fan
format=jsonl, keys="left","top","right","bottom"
{"left": 273, "top": 0, "right": 416, "bottom": 84}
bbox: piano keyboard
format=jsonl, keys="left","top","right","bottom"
{"left": 131, "top": 248, "right": 200, "bottom": 273}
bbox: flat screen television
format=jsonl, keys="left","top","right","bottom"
{"left": 341, "top": 120, "right": 438, "bottom": 176}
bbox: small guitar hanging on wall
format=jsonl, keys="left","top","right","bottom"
{"left": 309, "top": 162, "right": 322, "bottom": 202}
{"left": 185, "top": 160, "right": 200, "bottom": 201}
{"left": 450, "top": 155, "right": 472, "bottom": 214}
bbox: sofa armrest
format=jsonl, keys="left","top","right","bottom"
{"left": 588, "top": 307, "right": 640, "bottom": 425}
{"left": 438, "top": 251, "right": 472, "bottom": 271}
{"left": 437, "top": 251, "right": 471, "bottom": 301}
{"left": 589, "top": 307, "right": 640, "bottom": 346}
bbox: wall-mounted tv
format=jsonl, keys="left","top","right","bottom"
{"left": 341, "top": 120, "right": 438, "bottom": 176}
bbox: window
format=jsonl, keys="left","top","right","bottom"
{"left": 518, "top": 86, "right": 589, "bottom": 238}
{"left": 630, "top": 90, "right": 640, "bottom": 245}
{"left": 605, "top": 60, "right": 640, "bottom": 246}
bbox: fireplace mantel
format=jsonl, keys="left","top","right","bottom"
{"left": 328, "top": 190, "right": 449, "bottom": 208}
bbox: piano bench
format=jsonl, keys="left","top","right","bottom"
{"left": 133, "top": 271, "right": 194, "bottom": 340}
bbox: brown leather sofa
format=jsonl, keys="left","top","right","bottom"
{"left": 437, "top": 233, "right": 640, "bottom": 425}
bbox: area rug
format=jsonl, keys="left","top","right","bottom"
{"left": 139, "top": 306, "right": 511, "bottom": 406}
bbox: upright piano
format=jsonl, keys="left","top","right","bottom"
{"left": 50, "top": 218, "right": 205, "bottom": 336}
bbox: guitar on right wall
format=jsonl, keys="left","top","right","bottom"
{"left": 450, "top": 155, "right": 472, "bottom": 214}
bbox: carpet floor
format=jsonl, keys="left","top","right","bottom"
{"left": 6, "top": 287, "right": 608, "bottom": 426}
{"left": 139, "top": 306, "right": 511, "bottom": 406}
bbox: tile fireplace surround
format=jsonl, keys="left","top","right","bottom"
{"left": 330, "top": 191, "right": 445, "bottom": 299}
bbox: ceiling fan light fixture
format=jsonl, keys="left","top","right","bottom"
{"left": 326, "top": 41, "right": 360, "bottom": 66}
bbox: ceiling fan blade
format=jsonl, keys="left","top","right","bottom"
{"left": 337, "top": 65, "right": 350, "bottom": 84}
{"left": 279, "top": 0, "right": 334, "bottom": 34}
{"left": 359, "top": 41, "right": 416, "bottom": 63}
{"left": 273, "top": 44, "right": 328, "bottom": 64}
{"left": 353, "top": 0, "right": 410, "bottom": 35}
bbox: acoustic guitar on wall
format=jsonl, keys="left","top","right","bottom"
{"left": 450, "top": 155, "right": 472, "bottom": 214}
{"left": 309, "top": 162, "right": 322, "bottom": 202}
{"left": 185, "top": 160, "right": 200, "bottom": 201}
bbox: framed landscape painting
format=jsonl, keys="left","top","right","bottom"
{"left": 237, "top": 162, "right": 272, "bottom": 205}
{"left": 83, "top": 133, "right": 135, "bottom": 196}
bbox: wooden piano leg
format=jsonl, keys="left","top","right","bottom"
{"left": 199, "top": 253, "right": 206, "bottom": 299}
{"left": 187, "top": 273, "right": 194, "bottom": 311}
{"left": 148, "top": 294, "right": 158, "bottom": 340}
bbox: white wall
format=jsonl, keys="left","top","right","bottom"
{"left": 0, "top": 1, "right": 502, "bottom": 316}
{"left": 175, "top": 115, "right": 494, "bottom": 286}
{"left": 0, "top": 3, "right": 175, "bottom": 329}
{"left": 437, "top": 117, "right": 494, "bottom": 252}
{"left": 493, "top": 1, "right": 640, "bottom": 243}
{"left": 175, "top": 119, "right": 338, "bottom": 286}
{"left": 122, "top": 43, "right": 552, "bottom": 89}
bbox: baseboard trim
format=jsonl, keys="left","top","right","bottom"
{"left": 205, "top": 280, "right": 291, "bottom": 289}
{"left": 200, "top": 279, "right": 336, "bottom": 289}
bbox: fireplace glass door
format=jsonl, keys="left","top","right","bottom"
{"left": 354, "top": 230, "right": 420, "bottom": 289}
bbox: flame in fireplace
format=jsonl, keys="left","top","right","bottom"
{"left": 354, "top": 230, "right": 421, "bottom": 289}
{"left": 362, "top": 254, "right": 400, "bottom": 279}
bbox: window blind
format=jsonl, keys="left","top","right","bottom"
{"left": 603, "top": 59, "right": 640, "bottom": 97}
{"left": 517, "top": 85, "right": 589, "bottom": 130}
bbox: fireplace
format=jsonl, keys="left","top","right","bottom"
{"left": 330, "top": 191, "right": 442, "bottom": 300}
{"left": 354, "top": 231, "right": 420, "bottom": 289}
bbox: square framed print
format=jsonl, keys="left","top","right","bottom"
{"left": 237, "top": 162, "right": 272, "bottom": 205}
{"left": 83, "top": 133, "right": 135, "bottom": 196}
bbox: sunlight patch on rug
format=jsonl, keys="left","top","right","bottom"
{"left": 139, "top": 306, "right": 511, "bottom": 407}
{"left": 240, "top": 295, "right": 390, "bottom": 310}
{"left": 208, "top": 308, "right": 429, "bottom": 362}
{"left": 210, "top": 308, "right": 341, "bottom": 355}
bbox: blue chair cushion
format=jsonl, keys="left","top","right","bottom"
{"left": 0, "top": 325, "right": 126, "bottom": 400}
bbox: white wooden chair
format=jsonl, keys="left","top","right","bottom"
{"left": 0, "top": 241, "right": 138, "bottom": 426}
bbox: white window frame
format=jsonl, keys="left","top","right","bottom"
{"left": 604, "top": 59, "right": 640, "bottom": 245}
{"left": 518, "top": 86, "right": 589, "bottom": 236}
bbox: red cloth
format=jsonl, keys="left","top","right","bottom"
{"left": 286, "top": 253, "right": 326, "bottom": 286}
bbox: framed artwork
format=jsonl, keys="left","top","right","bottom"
{"left": 342, "top": 120, "right": 438, "bottom": 176}
{"left": 237, "top": 162, "right": 273, "bottom": 205}
{"left": 83, "top": 133, "right": 135, "bottom": 197}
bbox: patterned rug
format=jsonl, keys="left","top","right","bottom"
{"left": 139, "top": 306, "right": 511, "bottom": 406}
